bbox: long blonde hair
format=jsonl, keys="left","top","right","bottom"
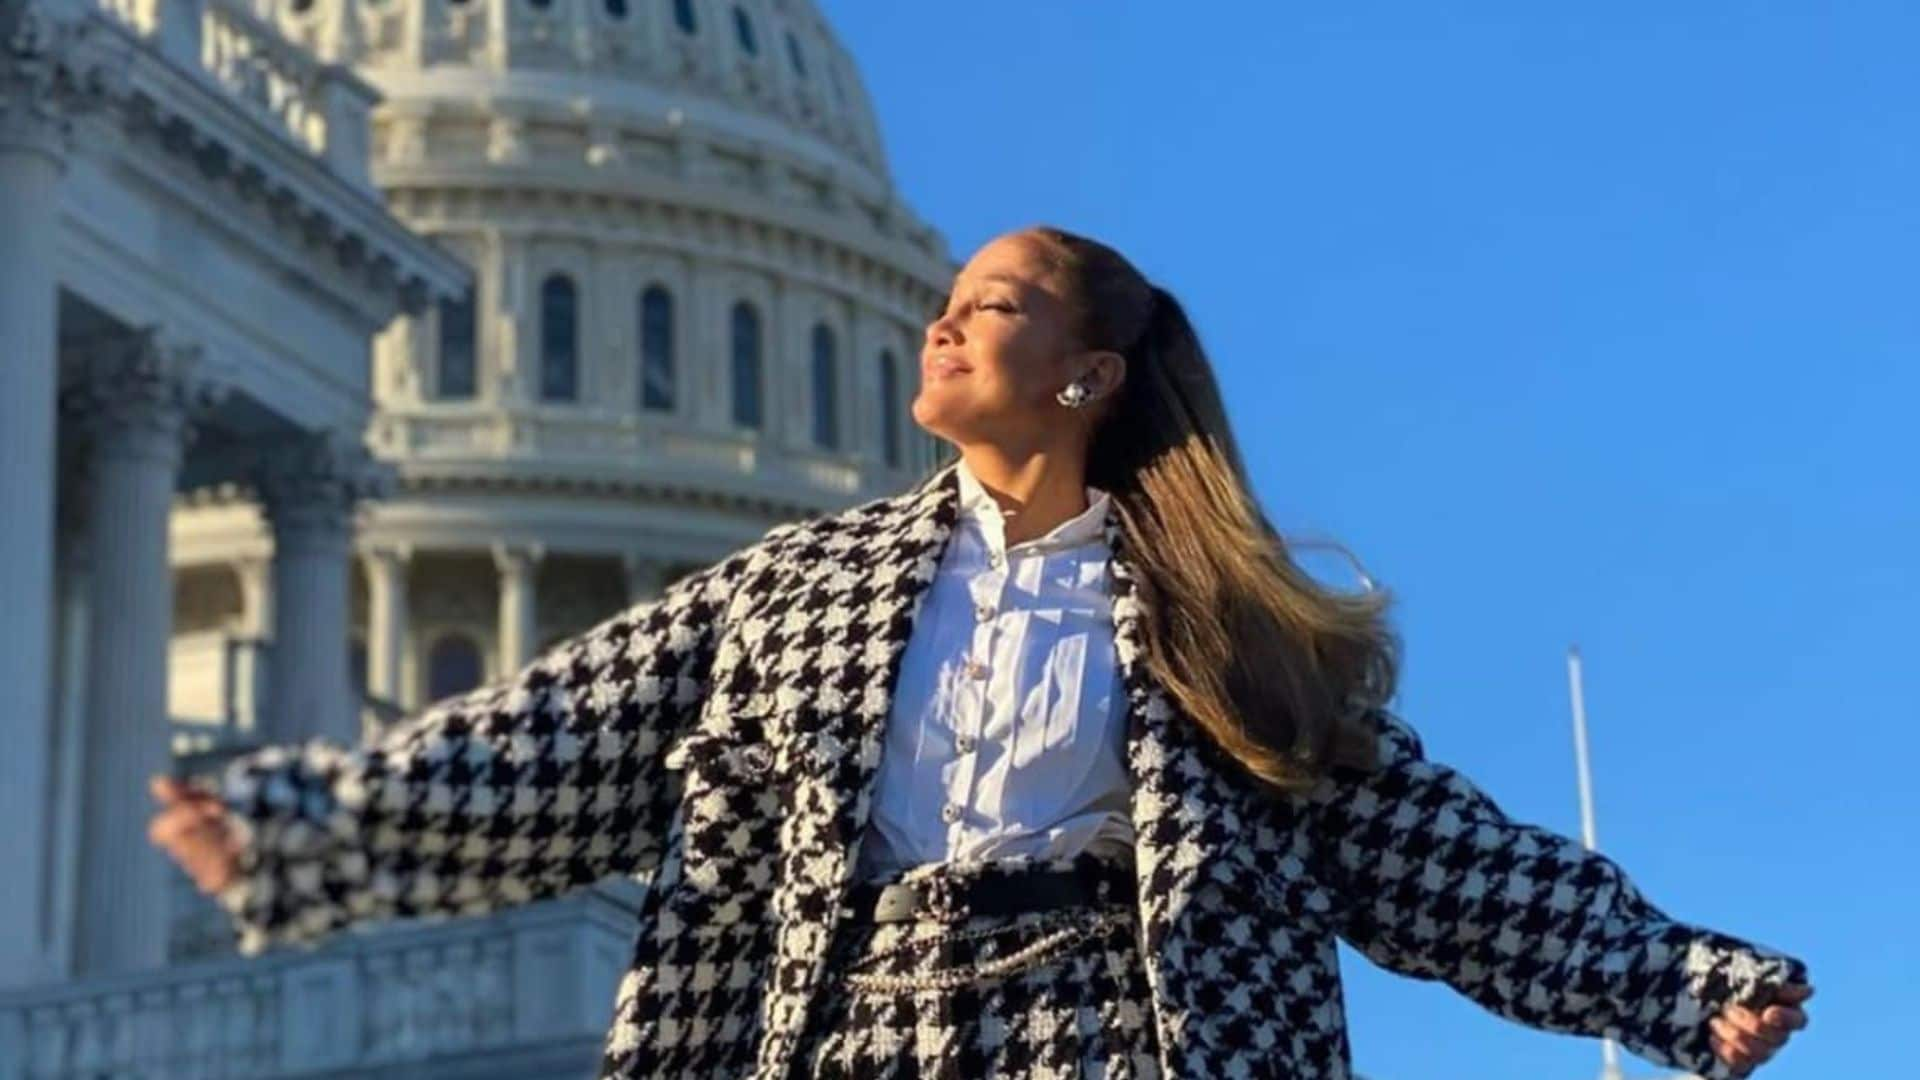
{"left": 1025, "top": 226, "right": 1396, "bottom": 791}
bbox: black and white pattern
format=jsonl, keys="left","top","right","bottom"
{"left": 215, "top": 461, "right": 1807, "bottom": 1079}
{"left": 795, "top": 852, "right": 1159, "bottom": 1079}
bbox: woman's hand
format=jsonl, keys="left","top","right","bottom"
{"left": 1710, "top": 982, "right": 1812, "bottom": 1076}
{"left": 147, "top": 775, "right": 243, "bottom": 895}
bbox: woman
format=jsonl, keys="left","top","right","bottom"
{"left": 151, "top": 226, "right": 1811, "bottom": 1079}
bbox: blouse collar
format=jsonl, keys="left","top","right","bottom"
{"left": 954, "top": 456, "right": 1112, "bottom": 559}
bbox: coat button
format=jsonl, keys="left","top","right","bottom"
{"left": 974, "top": 602, "right": 994, "bottom": 622}
{"left": 955, "top": 733, "right": 977, "bottom": 754}
{"left": 739, "top": 744, "right": 773, "bottom": 776}
{"left": 940, "top": 802, "right": 961, "bottom": 824}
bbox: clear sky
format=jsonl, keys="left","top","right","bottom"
{"left": 821, "top": 3, "right": 1915, "bottom": 1077}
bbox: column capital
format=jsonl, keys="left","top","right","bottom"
{"left": 362, "top": 541, "right": 415, "bottom": 570}
{"left": 250, "top": 432, "right": 393, "bottom": 553}
{"left": 60, "top": 326, "right": 226, "bottom": 466}
{"left": 0, "top": 1, "right": 116, "bottom": 164}
{"left": 491, "top": 541, "right": 546, "bottom": 576}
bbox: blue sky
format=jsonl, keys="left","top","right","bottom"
{"left": 822, "top": 3, "right": 1916, "bottom": 1076}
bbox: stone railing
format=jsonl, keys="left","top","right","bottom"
{"left": 370, "top": 407, "right": 873, "bottom": 496}
{"left": 1, "top": 888, "right": 640, "bottom": 1078}
{"left": 92, "top": 0, "right": 378, "bottom": 188}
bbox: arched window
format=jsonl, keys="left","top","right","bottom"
{"left": 639, "top": 285, "right": 674, "bottom": 411}
{"left": 730, "top": 302, "right": 762, "bottom": 429}
{"left": 732, "top": 5, "right": 756, "bottom": 55}
{"left": 672, "top": 0, "right": 697, "bottom": 34}
{"left": 878, "top": 348, "right": 901, "bottom": 467}
{"left": 810, "top": 323, "right": 838, "bottom": 449}
{"left": 785, "top": 31, "right": 807, "bottom": 78}
{"left": 427, "top": 633, "right": 483, "bottom": 700}
{"left": 436, "top": 288, "right": 476, "bottom": 399}
{"left": 540, "top": 273, "right": 578, "bottom": 402}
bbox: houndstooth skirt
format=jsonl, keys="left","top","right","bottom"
{"left": 794, "top": 852, "right": 1162, "bottom": 1080}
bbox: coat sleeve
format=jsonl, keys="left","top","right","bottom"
{"left": 208, "top": 537, "right": 769, "bottom": 958}
{"left": 1302, "top": 707, "right": 1808, "bottom": 1080}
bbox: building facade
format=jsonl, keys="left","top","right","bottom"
{"left": 1, "top": 0, "right": 952, "bottom": 1075}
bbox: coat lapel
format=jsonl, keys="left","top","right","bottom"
{"left": 755, "top": 464, "right": 962, "bottom": 1069}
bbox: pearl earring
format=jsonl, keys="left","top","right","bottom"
{"left": 1056, "top": 381, "right": 1092, "bottom": 409}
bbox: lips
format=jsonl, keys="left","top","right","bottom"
{"left": 925, "top": 354, "right": 971, "bottom": 377}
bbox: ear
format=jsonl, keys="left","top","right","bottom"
{"left": 1079, "top": 349, "right": 1127, "bottom": 399}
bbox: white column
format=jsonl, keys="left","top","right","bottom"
{"left": 492, "top": 543, "right": 544, "bottom": 672}
{"left": 0, "top": 3, "right": 81, "bottom": 989}
{"left": 64, "top": 330, "right": 223, "bottom": 977}
{"left": 364, "top": 544, "right": 412, "bottom": 706}
{"left": 621, "top": 552, "right": 670, "bottom": 605}
{"left": 254, "top": 434, "right": 388, "bottom": 747}
{"left": 44, "top": 460, "right": 93, "bottom": 981}
{"left": 234, "top": 553, "right": 273, "bottom": 636}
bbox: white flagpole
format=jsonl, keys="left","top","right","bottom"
{"left": 1567, "top": 646, "right": 1626, "bottom": 1080}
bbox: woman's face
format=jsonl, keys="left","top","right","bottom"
{"left": 912, "top": 232, "right": 1089, "bottom": 449}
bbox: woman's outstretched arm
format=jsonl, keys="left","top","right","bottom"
{"left": 197, "top": 537, "right": 769, "bottom": 958}
{"left": 1302, "top": 707, "right": 1810, "bottom": 1079}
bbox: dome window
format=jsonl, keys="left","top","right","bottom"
{"left": 673, "top": 0, "right": 697, "bottom": 34}
{"left": 730, "top": 302, "right": 762, "bottom": 429}
{"left": 878, "top": 348, "right": 901, "bottom": 467}
{"left": 436, "top": 288, "right": 477, "bottom": 400}
{"left": 540, "top": 273, "right": 580, "bottom": 402}
{"left": 785, "top": 31, "right": 807, "bottom": 78}
{"left": 733, "top": 6, "right": 758, "bottom": 56}
{"left": 810, "top": 323, "right": 838, "bottom": 449}
{"left": 639, "top": 286, "right": 675, "bottom": 412}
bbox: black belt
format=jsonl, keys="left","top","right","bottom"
{"left": 843, "top": 861, "right": 1135, "bottom": 924}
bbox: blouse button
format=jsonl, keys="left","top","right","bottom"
{"left": 940, "top": 802, "right": 961, "bottom": 824}
{"left": 974, "top": 602, "right": 994, "bottom": 622}
{"left": 955, "top": 733, "right": 977, "bottom": 754}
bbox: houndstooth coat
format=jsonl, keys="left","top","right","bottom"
{"left": 216, "top": 461, "right": 1806, "bottom": 1079}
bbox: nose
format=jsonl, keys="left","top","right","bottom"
{"left": 925, "top": 309, "right": 962, "bottom": 350}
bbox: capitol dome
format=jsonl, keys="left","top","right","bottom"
{"left": 169, "top": 0, "right": 954, "bottom": 730}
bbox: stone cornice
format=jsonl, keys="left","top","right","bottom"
{"left": 90, "top": 11, "right": 469, "bottom": 317}
{"left": 174, "top": 462, "right": 847, "bottom": 522}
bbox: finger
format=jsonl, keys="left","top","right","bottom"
{"left": 149, "top": 774, "right": 183, "bottom": 805}
{"left": 1709, "top": 1031, "right": 1753, "bottom": 1074}
{"left": 1772, "top": 982, "right": 1815, "bottom": 1004}
{"left": 1711, "top": 1016, "right": 1763, "bottom": 1061}
{"left": 1723, "top": 1004, "right": 1787, "bottom": 1046}
{"left": 1763, "top": 1004, "right": 1808, "bottom": 1032}
{"left": 148, "top": 806, "right": 195, "bottom": 848}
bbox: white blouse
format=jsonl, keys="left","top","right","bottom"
{"left": 854, "top": 458, "right": 1136, "bottom": 882}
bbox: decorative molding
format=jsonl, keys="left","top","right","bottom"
{"left": 248, "top": 431, "right": 393, "bottom": 551}
{"left": 60, "top": 325, "right": 227, "bottom": 465}
{"left": 0, "top": 0, "right": 117, "bottom": 164}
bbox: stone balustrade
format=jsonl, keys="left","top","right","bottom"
{"left": 1, "top": 882, "right": 644, "bottom": 1078}
{"left": 93, "top": 0, "right": 378, "bottom": 188}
